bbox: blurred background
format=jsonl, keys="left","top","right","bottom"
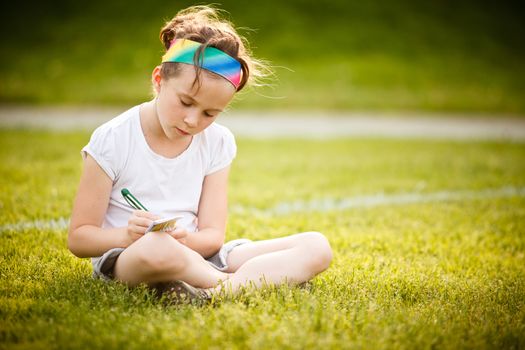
{"left": 0, "top": 0, "right": 524, "bottom": 114}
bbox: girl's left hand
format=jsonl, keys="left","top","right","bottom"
{"left": 168, "top": 227, "right": 188, "bottom": 245}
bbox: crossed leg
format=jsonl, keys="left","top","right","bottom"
{"left": 114, "top": 231, "right": 333, "bottom": 294}
{"left": 219, "top": 231, "right": 333, "bottom": 292}
{"left": 114, "top": 232, "right": 228, "bottom": 288}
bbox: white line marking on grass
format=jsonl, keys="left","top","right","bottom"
{"left": 0, "top": 217, "right": 70, "bottom": 233}
{"left": 230, "top": 186, "right": 525, "bottom": 216}
{"left": 1, "top": 186, "right": 524, "bottom": 233}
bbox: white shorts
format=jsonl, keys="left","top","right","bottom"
{"left": 92, "top": 238, "right": 252, "bottom": 281}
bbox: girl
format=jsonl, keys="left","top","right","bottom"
{"left": 68, "top": 5, "right": 332, "bottom": 302}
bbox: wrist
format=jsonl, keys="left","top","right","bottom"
{"left": 119, "top": 227, "right": 134, "bottom": 247}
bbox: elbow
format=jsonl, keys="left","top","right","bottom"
{"left": 204, "top": 229, "right": 226, "bottom": 258}
{"left": 67, "top": 235, "right": 82, "bottom": 258}
{"left": 67, "top": 227, "right": 87, "bottom": 258}
{"left": 211, "top": 238, "right": 224, "bottom": 256}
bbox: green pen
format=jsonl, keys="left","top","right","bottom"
{"left": 121, "top": 188, "right": 149, "bottom": 211}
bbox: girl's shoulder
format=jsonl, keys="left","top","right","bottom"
{"left": 85, "top": 105, "right": 140, "bottom": 161}
{"left": 92, "top": 105, "right": 140, "bottom": 138}
{"left": 201, "top": 122, "right": 235, "bottom": 145}
{"left": 82, "top": 105, "right": 140, "bottom": 181}
{"left": 200, "top": 122, "right": 237, "bottom": 175}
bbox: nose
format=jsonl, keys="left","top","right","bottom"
{"left": 183, "top": 110, "right": 199, "bottom": 128}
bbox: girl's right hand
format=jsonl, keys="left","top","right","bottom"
{"left": 127, "top": 210, "right": 160, "bottom": 243}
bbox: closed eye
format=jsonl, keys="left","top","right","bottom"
{"left": 180, "top": 99, "right": 191, "bottom": 107}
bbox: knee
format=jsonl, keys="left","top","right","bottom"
{"left": 134, "top": 233, "right": 187, "bottom": 275}
{"left": 300, "top": 231, "right": 333, "bottom": 273}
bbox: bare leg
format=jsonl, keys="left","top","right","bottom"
{"left": 213, "top": 231, "right": 332, "bottom": 293}
{"left": 113, "top": 231, "right": 332, "bottom": 297}
{"left": 114, "top": 232, "right": 229, "bottom": 288}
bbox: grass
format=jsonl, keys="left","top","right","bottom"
{"left": 0, "top": 0, "right": 524, "bottom": 113}
{"left": 1, "top": 128, "right": 524, "bottom": 349}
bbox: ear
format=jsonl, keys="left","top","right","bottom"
{"left": 151, "top": 66, "right": 162, "bottom": 94}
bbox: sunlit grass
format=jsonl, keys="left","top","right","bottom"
{"left": 1, "top": 129, "right": 524, "bottom": 349}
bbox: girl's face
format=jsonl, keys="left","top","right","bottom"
{"left": 152, "top": 64, "right": 236, "bottom": 140}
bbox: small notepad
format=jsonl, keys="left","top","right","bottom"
{"left": 145, "top": 215, "right": 184, "bottom": 233}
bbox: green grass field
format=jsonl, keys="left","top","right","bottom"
{"left": 1, "top": 129, "right": 524, "bottom": 349}
{"left": 1, "top": 0, "right": 524, "bottom": 113}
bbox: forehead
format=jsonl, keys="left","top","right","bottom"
{"left": 167, "top": 64, "right": 236, "bottom": 102}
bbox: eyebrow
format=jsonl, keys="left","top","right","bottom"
{"left": 180, "top": 93, "right": 223, "bottom": 112}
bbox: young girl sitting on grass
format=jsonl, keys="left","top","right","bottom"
{"left": 68, "top": 5, "right": 332, "bottom": 302}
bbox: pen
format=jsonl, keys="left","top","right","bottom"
{"left": 121, "top": 188, "right": 149, "bottom": 211}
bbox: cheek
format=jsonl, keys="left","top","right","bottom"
{"left": 158, "top": 97, "right": 181, "bottom": 122}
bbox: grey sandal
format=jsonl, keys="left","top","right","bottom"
{"left": 153, "top": 280, "right": 212, "bottom": 305}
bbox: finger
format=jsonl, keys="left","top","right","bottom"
{"left": 133, "top": 210, "right": 147, "bottom": 217}
{"left": 129, "top": 217, "right": 153, "bottom": 228}
{"left": 130, "top": 224, "right": 147, "bottom": 235}
{"left": 168, "top": 228, "right": 188, "bottom": 239}
{"left": 147, "top": 212, "right": 161, "bottom": 220}
{"left": 133, "top": 210, "right": 159, "bottom": 220}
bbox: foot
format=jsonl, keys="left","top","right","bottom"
{"left": 152, "top": 280, "right": 212, "bottom": 305}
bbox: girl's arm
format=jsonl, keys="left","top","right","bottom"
{"left": 183, "top": 165, "right": 231, "bottom": 258}
{"left": 68, "top": 155, "right": 156, "bottom": 258}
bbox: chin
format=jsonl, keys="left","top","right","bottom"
{"left": 160, "top": 125, "right": 178, "bottom": 140}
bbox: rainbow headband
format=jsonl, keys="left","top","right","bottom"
{"left": 161, "top": 38, "right": 242, "bottom": 89}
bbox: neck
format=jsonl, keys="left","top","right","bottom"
{"left": 138, "top": 100, "right": 161, "bottom": 140}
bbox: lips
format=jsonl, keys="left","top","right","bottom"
{"left": 176, "top": 127, "right": 190, "bottom": 136}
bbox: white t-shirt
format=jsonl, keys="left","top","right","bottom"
{"left": 81, "top": 104, "right": 236, "bottom": 259}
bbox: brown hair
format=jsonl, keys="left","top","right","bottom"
{"left": 159, "top": 5, "right": 270, "bottom": 92}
